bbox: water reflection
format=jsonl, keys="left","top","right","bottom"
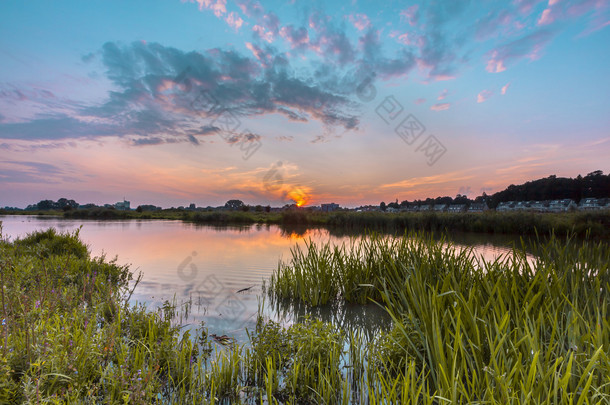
{"left": 268, "top": 295, "right": 392, "bottom": 341}
{"left": 0, "top": 215, "right": 529, "bottom": 343}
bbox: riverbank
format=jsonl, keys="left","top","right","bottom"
{"left": 1, "top": 228, "right": 608, "bottom": 403}
{"left": 3, "top": 208, "right": 610, "bottom": 238}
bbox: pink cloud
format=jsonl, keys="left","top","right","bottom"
{"left": 538, "top": 0, "right": 561, "bottom": 26}
{"left": 514, "top": 0, "right": 546, "bottom": 15}
{"left": 486, "top": 51, "right": 507, "bottom": 72}
{"left": 397, "top": 33, "right": 411, "bottom": 45}
{"left": 280, "top": 25, "right": 309, "bottom": 50}
{"left": 571, "top": 0, "right": 610, "bottom": 36}
{"left": 430, "top": 103, "right": 450, "bottom": 111}
{"left": 225, "top": 12, "right": 244, "bottom": 30}
{"left": 253, "top": 24, "right": 274, "bottom": 43}
{"left": 156, "top": 79, "right": 177, "bottom": 93}
{"left": 349, "top": 13, "right": 370, "bottom": 31}
{"left": 538, "top": 8, "right": 554, "bottom": 25}
{"left": 414, "top": 98, "right": 426, "bottom": 105}
{"left": 245, "top": 42, "right": 271, "bottom": 66}
{"left": 485, "top": 30, "right": 553, "bottom": 72}
{"left": 235, "top": 0, "right": 263, "bottom": 17}
{"left": 400, "top": 5, "right": 419, "bottom": 26}
{"left": 501, "top": 82, "right": 511, "bottom": 95}
{"left": 477, "top": 89, "right": 493, "bottom": 103}
{"left": 437, "top": 89, "right": 448, "bottom": 100}
{"left": 433, "top": 74, "right": 456, "bottom": 81}
{"left": 195, "top": 0, "right": 226, "bottom": 17}
{"left": 263, "top": 12, "right": 280, "bottom": 34}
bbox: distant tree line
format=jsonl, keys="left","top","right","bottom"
{"left": 25, "top": 198, "right": 81, "bottom": 211}
{"left": 486, "top": 170, "right": 609, "bottom": 208}
{"left": 381, "top": 170, "right": 610, "bottom": 210}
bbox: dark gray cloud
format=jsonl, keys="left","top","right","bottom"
{"left": 93, "top": 40, "right": 359, "bottom": 130}
{"left": 358, "top": 29, "right": 417, "bottom": 79}
{"left": 0, "top": 40, "right": 361, "bottom": 143}
{"left": 0, "top": 1, "right": 561, "bottom": 145}
{"left": 225, "top": 133, "right": 256, "bottom": 144}
{"left": 199, "top": 125, "right": 221, "bottom": 135}
{"left": 131, "top": 137, "right": 165, "bottom": 146}
{"left": 187, "top": 134, "right": 200, "bottom": 145}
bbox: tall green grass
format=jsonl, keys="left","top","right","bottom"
{"left": 0, "top": 227, "right": 219, "bottom": 403}
{"left": 270, "top": 231, "right": 610, "bottom": 403}
{"left": 2, "top": 224, "right": 609, "bottom": 403}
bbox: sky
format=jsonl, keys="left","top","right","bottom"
{"left": 0, "top": 0, "right": 609, "bottom": 208}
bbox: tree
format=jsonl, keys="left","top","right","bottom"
{"left": 36, "top": 200, "right": 56, "bottom": 210}
{"left": 224, "top": 200, "right": 244, "bottom": 210}
{"left": 380, "top": 202, "right": 386, "bottom": 211}
{"left": 454, "top": 194, "right": 470, "bottom": 205}
{"left": 136, "top": 206, "right": 143, "bottom": 213}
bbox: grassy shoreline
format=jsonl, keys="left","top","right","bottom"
{"left": 2, "top": 208, "right": 610, "bottom": 239}
{"left": 1, "top": 226, "right": 609, "bottom": 403}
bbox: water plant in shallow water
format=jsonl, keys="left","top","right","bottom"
{"left": 1, "top": 224, "right": 609, "bottom": 403}
{"left": 270, "top": 230, "right": 610, "bottom": 403}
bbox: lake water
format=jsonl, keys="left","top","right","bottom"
{"left": 0, "top": 215, "right": 526, "bottom": 342}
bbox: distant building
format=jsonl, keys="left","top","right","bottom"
{"left": 447, "top": 204, "right": 467, "bottom": 213}
{"left": 434, "top": 204, "right": 448, "bottom": 212}
{"left": 547, "top": 199, "right": 576, "bottom": 212}
{"left": 579, "top": 198, "right": 609, "bottom": 211}
{"left": 496, "top": 202, "right": 514, "bottom": 212}
{"left": 468, "top": 202, "right": 489, "bottom": 212}
{"left": 115, "top": 200, "right": 130, "bottom": 210}
{"left": 321, "top": 203, "right": 340, "bottom": 212}
{"left": 496, "top": 199, "right": 577, "bottom": 213}
{"left": 419, "top": 204, "right": 432, "bottom": 211}
{"left": 529, "top": 201, "right": 546, "bottom": 212}
{"left": 514, "top": 201, "right": 530, "bottom": 211}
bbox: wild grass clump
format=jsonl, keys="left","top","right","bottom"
{"left": 244, "top": 316, "right": 344, "bottom": 403}
{"left": 3, "top": 223, "right": 609, "bottom": 403}
{"left": 325, "top": 210, "right": 610, "bottom": 238}
{"left": 270, "top": 231, "right": 610, "bottom": 403}
{"left": 0, "top": 226, "right": 216, "bottom": 404}
{"left": 270, "top": 232, "right": 471, "bottom": 306}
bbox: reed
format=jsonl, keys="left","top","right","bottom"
{"left": 2, "top": 224, "right": 609, "bottom": 403}
{"left": 270, "top": 230, "right": 610, "bottom": 403}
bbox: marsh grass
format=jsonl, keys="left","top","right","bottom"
{"left": 2, "top": 223, "right": 609, "bottom": 404}
{"left": 270, "top": 231, "right": 610, "bottom": 403}
{"left": 20, "top": 207, "right": 609, "bottom": 239}
{"left": 0, "top": 226, "right": 219, "bottom": 404}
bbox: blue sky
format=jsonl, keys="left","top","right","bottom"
{"left": 1, "top": 0, "right": 608, "bottom": 207}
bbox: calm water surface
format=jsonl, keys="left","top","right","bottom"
{"left": 0, "top": 215, "right": 526, "bottom": 342}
